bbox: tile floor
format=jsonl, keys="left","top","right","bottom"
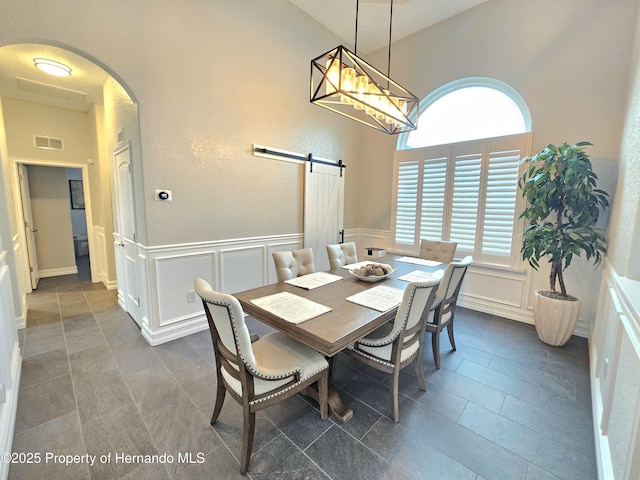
{"left": 9, "top": 259, "right": 596, "bottom": 479}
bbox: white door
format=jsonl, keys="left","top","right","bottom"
{"left": 18, "top": 165, "right": 39, "bottom": 289}
{"left": 113, "top": 144, "right": 141, "bottom": 325}
{"left": 304, "top": 162, "right": 345, "bottom": 271}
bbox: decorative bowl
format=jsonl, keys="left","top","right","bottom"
{"left": 349, "top": 264, "right": 395, "bottom": 282}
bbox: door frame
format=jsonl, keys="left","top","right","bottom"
{"left": 10, "top": 157, "right": 97, "bottom": 290}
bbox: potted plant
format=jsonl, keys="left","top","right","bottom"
{"left": 519, "top": 141, "right": 609, "bottom": 346}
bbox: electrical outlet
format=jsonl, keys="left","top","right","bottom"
{"left": 187, "top": 290, "right": 196, "bottom": 303}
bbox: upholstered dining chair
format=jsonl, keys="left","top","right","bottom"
{"left": 272, "top": 248, "right": 315, "bottom": 282}
{"left": 194, "top": 278, "right": 329, "bottom": 474}
{"left": 425, "top": 256, "right": 473, "bottom": 369}
{"left": 326, "top": 242, "right": 358, "bottom": 269}
{"left": 419, "top": 239, "right": 458, "bottom": 263}
{"left": 344, "top": 271, "right": 444, "bottom": 422}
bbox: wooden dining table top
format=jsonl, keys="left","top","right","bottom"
{"left": 234, "top": 254, "right": 444, "bottom": 357}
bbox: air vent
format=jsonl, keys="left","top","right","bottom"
{"left": 34, "top": 136, "right": 64, "bottom": 150}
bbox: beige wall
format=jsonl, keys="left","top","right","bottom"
{"left": 26, "top": 165, "right": 76, "bottom": 272}
{"left": 608, "top": 2, "right": 640, "bottom": 278}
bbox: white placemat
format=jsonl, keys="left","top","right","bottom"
{"left": 285, "top": 271, "right": 343, "bottom": 289}
{"left": 398, "top": 269, "right": 444, "bottom": 282}
{"left": 396, "top": 256, "right": 443, "bottom": 267}
{"left": 346, "top": 285, "right": 404, "bottom": 312}
{"left": 250, "top": 292, "right": 331, "bottom": 324}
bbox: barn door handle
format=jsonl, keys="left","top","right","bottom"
{"left": 339, "top": 230, "right": 344, "bottom": 243}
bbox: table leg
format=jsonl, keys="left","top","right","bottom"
{"left": 301, "top": 355, "right": 354, "bottom": 423}
{"left": 301, "top": 385, "right": 354, "bottom": 424}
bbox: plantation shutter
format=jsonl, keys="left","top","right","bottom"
{"left": 392, "top": 133, "right": 532, "bottom": 266}
{"left": 482, "top": 147, "right": 522, "bottom": 257}
{"left": 394, "top": 160, "right": 420, "bottom": 244}
{"left": 450, "top": 152, "right": 482, "bottom": 252}
{"left": 420, "top": 157, "right": 447, "bottom": 241}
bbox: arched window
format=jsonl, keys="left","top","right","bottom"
{"left": 399, "top": 77, "right": 531, "bottom": 149}
{"left": 392, "top": 78, "right": 532, "bottom": 267}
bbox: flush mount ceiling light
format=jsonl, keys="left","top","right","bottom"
{"left": 33, "top": 58, "right": 72, "bottom": 77}
{"left": 310, "top": 0, "right": 418, "bottom": 134}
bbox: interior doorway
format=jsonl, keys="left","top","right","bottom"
{"left": 15, "top": 162, "right": 93, "bottom": 286}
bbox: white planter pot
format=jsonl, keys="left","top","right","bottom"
{"left": 533, "top": 290, "right": 581, "bottom": 346}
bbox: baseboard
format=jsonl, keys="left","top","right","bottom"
{"left": 39, "top": 266, "right": 78, "bottom": 278}
{"left": 141, "top": 314, "right": 209, "bottom": 346}
{"left": 0, "top": 342, "right": 22, "bottom": 480}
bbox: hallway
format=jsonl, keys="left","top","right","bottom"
{"left": 9, "top": 259, "right": 596, "bottom": 479}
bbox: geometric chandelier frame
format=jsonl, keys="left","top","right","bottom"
{"left": 310, "top": 45, "right": 418, "bottom": 135}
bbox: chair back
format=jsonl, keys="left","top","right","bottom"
{"left": 194, "top": 278, "right": 257, "bottom": 381}
{"left": 419, "top": 239, "right": 458, "bottom": 263}
{"left": 393, "top": 272, "right": 444, "bottom": 342}
{"left": 434, "top": 256, "right": 472, "bottom": 323}
{"left": 273, "top": 248, "right": 315, "bottom": 282}
{"left": 326, "top": 242, "right": 358, "bottom": 269}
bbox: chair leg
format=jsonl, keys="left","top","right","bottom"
{"left": 447, "top": 320, "right": 457, "bottom": 351}
{"left": 415, "top": 356, "right": 427, "bottom": 391}
{"left": 210, "top": 381, "right": 226, "bottom": 425}
{"left": 318, "top": 370, "right": 329, "bottom": 420}
{"left": 240, "top": 407, "right": 256, "bottom": 474}
{"left": 391, "top": 368, "right": 401, "bottom": 423}
{"left": 432, "top": 330, "right": 441, "bottom": 369}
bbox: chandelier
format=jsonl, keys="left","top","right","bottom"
{"left": 310, "top": 0, "right": 418, "bottom": 134}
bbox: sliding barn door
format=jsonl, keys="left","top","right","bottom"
{"left": 304, "top": 163, "right": 344, "bottom": 271}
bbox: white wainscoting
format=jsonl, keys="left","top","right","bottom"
{"left": 140, "top": 234, "right": 303, "bottom": 345}
{"left": 0, "top": 251, "right": 21, "bottom": 480}
{"left": 590, "top": 264, "right": 640, "bottom": 480}
{"left": 134, "top": 229, "right": 596, "bottom": 346}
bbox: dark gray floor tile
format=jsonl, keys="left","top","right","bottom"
{"left": 424, "top": 365, "right": 506, "bottom": 413}
{"left": 68, "top": 343, "right": 117, "bottom": 380}
{"left": 9, "top": 412, "right": 89, "bottom": 480}
{"left": 74, "top": 369, "right": 134, "bottom": 423}
{"left": 25, "top": 312, "right": 61, "bottom": 327}
{"left": 111, "top": 340, "right": 160, "bottom": 381}
{"left": 459, "top": 402, "right": 593, "bottom": 479}
{"left": 15, "top": 375, "right": 76, "bottom": 433}
{"left": 19, "top": 348, "right": 69, "bottom": 388}
{"left": 115, "top": 462, "right": 172, "bottom": 480}
{"left": 401, "top": 406, "right": 529, "bottom": 480}
{"left": 306, "top": 425, "right": 409, "bottom": 480}
{"left": 82, "top": 405, "right": 159, "bottom": 480}
{"left": 362, "top": 415, "right": 477, "bottom": 480}
{"left": 155, "top": 337, "right": 203, "bottom": 374}
{"left": 249, "top": 433, "right": 331, "bottom": 479}
{"left": 126, "top": 362, "right": 184, "bottom": 409}
{"left": 397, "top": 369, "right": 468, "bottom": 421}
{"left": 65, "top": 323, "right": 107, "bottom": 354}
{"left": 500, "top": 395, "right": 595, "bottom": 456}
{"left": 142, "top": 393, "right": 220, "bottom": 477}
{"left": 526, "top": 463, "right": 564, "bottom": 480}
{"left": 22, "top": 322, "right": 65, "bottom": 358}
{"left": 172, "top": 358, "right": 218, "bottom": 407}
{"left": 62, "top": 312, "right": 98, "bottom": 333}
{"left": 260, "top": 393, "right": 333, "bottom": 450}
{"left": 332, "top": 387, "right": 385, "bottom": 440}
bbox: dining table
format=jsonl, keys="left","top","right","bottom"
{"left": 234, "top": 253, "right": 444, "bottom": 423}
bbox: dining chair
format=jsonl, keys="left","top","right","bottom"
{"left": 419, "top": 239, "right": 458, "bottom": 263}
{"left": 343, "top": 271, "right": 444, "bottom": 422}
{"left": 326, "top": 242, "right": 358, "bottom": 269}
{"left": 194, "top": 278, "right": 329, "bottom": 474}
{"left": 424, "top": 256, "right": 473, "bottom": 368}
{"left": 272, "top": 248, "right": 315, "bottom": 282}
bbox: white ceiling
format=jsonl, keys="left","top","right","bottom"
{"left": 0, "top": 2, "right": 488, "bottom": 112}
{"left": 0, "top": 44, "right": 108, "bottom": 112}
{"left": 289, "top": 0, "right": 489, "bottom": 54}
